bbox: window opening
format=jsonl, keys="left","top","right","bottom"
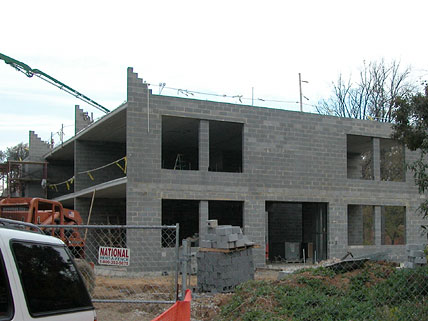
{"left": 380, "top": 138, "right": 405, "bottom": 182}
{"left": 347, "top": 135, "right": 373, "bottom": 180}
{"left": 162, "top": 116, "right": 199, "bottom": 170}
{"left": 347, "top": 205, "right": 375, "bottom": 245}
{"left": 381, "top": 206, "right": 405, "bottom": 245}
{"left": 161, "top": 200, "right": 199, "bottom": 247}
{"left": 208, "top": 201, "right": 243, "bottom": 227}
{"left": 209, "top": 121, "right": 243, "bottom": 173}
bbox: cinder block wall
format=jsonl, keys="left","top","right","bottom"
{"left": 123, "top": 68, "right": 424, "bottom": 269}
{"left": 47, "top": 160, "right": 75, "bottom": 198}
{"left": 74, "top": 197, "right": 126, "bottom": 263}
{"left": 28, "top": 131, "right": 51, "bottom": 161}
{"left": 75, "top": 141, "right": 126, "bottom": 190}
{"left": 75, "top": 105, "right": 93, "bottom": 134}
{"left": 23, "top": 131, "right": 52, "bottom": 197}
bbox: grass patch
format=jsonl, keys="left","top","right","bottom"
{"left": 219, "top": 263, "right": 428, "bottom": 321}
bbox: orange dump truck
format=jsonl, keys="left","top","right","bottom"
{"left": 0, "top": 197, "right": 85, "bottom": 257}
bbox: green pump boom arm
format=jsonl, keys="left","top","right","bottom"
{"left": 0, "top": 52, "right": 110, "bottom": 114}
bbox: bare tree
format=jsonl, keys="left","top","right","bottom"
{"left": 317, "top": 60, "right": 415, "bottom": 122}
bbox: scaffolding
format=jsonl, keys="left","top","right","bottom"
{"left": 0, "top": 161, "right": 47, "bottom": 199}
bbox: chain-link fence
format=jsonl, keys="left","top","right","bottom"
{"left": 218, "top": 255, "right": 428, "bottom": 321}
{"left": 43, "top": 223, "right": 180, "bottom": 320}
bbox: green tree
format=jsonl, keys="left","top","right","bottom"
{"left": 0, "top": 142, "right": 29, "bottom": 162}
{"left": 392, "top": 86, "right": 428, "bottom": 229}
{"left": 317, "top": 59, "right": 415, "bottom": 122}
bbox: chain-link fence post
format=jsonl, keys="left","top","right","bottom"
{"left": 174, "top": 223, "right": 180, "bottom": 301}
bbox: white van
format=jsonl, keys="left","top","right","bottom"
{"left": 0, "top": 220, "right": 96, "bottom": 320}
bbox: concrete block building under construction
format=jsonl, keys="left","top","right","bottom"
{"left": 22, "top": 67, "right": 426, "bottom": 270}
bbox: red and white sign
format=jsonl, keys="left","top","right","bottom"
{"left": 98, "top": 246, "right": 130, "bottom": 266}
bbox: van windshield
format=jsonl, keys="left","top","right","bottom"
{"left": 11, "top": 241, "right": 93, "bottom": 317}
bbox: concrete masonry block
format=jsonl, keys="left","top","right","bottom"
{"left": 207, "top": 219, "right": 218, "bottom": 228}
{"left": 235, "top": 239, "right": 246, "bottom": 248}
{"left": 403, "top": 261, "right": 415, "bottom": 269}
{"left": 408, "top": 250, "right": 425, "bottom": 257}
{"left": 406, "top": 244, "right": 425, "bottom": 251}
{"left": 216, "top": 226, "right": 233, "bottom": 236}
{"left": 217, "top": 241, "right": 234, "bottom": 249}
{"left": 228, "top": 234, "right": 239, "bottom": 242}
{"left": 207, "top": 228, "right": 216, "bottom": 235}
{"left": 200, "top": 240, "right": 212, "bottom": 248}
{"left": 205, "top": 233, "right": 217, "bottom": 241}
{"left": 414, "top": 257, "right": 427, "bottom": 264}
{"left": 217, "top": 235, "right": 228, "bottom": 243}
{"left": 232, "top": 226, "right": 242, "bottom": 234}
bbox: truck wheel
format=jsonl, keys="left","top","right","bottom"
{"left": 75, "top": 258, "right": 95, "bottom": 295}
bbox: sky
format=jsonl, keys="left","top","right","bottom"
{"left": 1, "top": 0, "right": 428, "bottom": 151}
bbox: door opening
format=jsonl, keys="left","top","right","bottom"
{"left": 266, "top": 202, "right": 327, "bottom": 263}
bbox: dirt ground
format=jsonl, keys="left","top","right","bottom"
{"left": 92, "top": 261, "right": 403, "bottom": 321}
{"left": 92, "top": 268, "right": 283, "bottom": 321}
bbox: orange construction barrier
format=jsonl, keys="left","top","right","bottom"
{"left": 151, "top": 290, "right": 192, "bottom": 321}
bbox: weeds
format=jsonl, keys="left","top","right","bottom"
{"left": 219, "top": 263, "right": 428, "bottom": 321}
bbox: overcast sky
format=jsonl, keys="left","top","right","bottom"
{"left": 1, "top": 0, "right": 427, "bottom": 151}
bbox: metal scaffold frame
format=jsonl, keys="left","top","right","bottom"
{"left": 0, "top": 160, "right": 47, "bottom": 198}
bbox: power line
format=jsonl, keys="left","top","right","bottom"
{"left": 145, "top": 83, "right": 302, "bottom": 106}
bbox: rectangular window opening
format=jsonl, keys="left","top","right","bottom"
{"left": 380, "top": 138, "right": 405, "bottom": 182}
{"left": 208, "top": 201, "right": 243, "bottom": 227}
{"left": 347, "top": 135, "right": 373, "bottom": 180}
{"left": 381, "top": 206, "right": 406, "bottom": 245}
{"left": 162, "top": 116, "right": 199, "bottom": 170}
{"left": 209, "top": 121, "right": 243, "bottom": 173}
{"left": 161, "top": 199, "right": 199, "bottom": 247}
{"left": 347, "top": 205, "right": 375, "bottom": 246}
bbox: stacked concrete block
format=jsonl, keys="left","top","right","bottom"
{"left": 197, "top": 220, "right": 255, "bottom": 293}
{"left": 197, "top": 247, "right": 255, "bottom": 293}
{"left": 201, "top": 220, "right": 255, "bottom": 250}
{"left": 403, "top": 244, "right": 427, "bottom": 268}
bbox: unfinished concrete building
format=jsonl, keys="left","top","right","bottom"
{"left": 22, "top": 67, "right": 426, "bottom": 269}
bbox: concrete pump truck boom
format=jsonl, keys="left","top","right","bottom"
{"left": 0, "top": 52, "right": 110, "bottom": 114}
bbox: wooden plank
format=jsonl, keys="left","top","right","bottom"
{"left": 199, "top": 244, "right": 259, "bottom": 253}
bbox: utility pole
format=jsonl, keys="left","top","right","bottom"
{"left": 60, "top": 124, "right": 64, "bottom": 146}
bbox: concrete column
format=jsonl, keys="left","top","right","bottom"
{"left": 244, "top": 199, "right": 266, "bottom": 267}
{"left": 375, "top": 206, "right": 382, "bottom": 246}
{"left": 373, "top": 137, "right": 380, "bottom": 181}
{"left": 199, "top": 200, "right": 209, "bottom": 241}
{"left": 199, "top": 120, "right": 209, "bottom": 171}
